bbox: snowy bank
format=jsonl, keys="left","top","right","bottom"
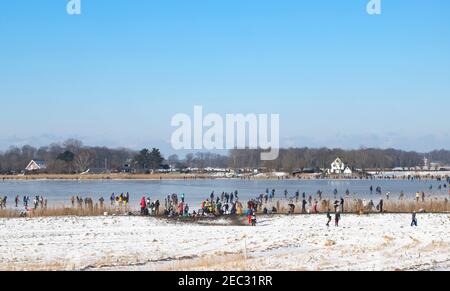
{"left": 0, "top": 214, "right": 449, "bottom": 271}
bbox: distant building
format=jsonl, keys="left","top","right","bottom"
{"left": 327, "top": 158, "right": 353, "bottom": 175}
{"left": 25, "top": 160, "right": 47, "bottom": 171}
{"left": 121, "top": 163, "right": 136, "bottom": 173}
{"left": 328, "top": 158, "right": 345, "bottom": 174}
{"left": 343, "top": 166, "right": 353, "bottom": 175}
{"left": 422, "top": 156, "right": 430, "bottom": 170}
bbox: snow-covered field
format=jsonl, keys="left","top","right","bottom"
{"left": 0, "top": 214, "right": 449, "bottom": 271}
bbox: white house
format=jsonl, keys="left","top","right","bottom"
{"left": 328, "top": 157, "right": 346, "bottom": 174}
{"left": 25, "top": 160, "right": 47, "bottom": 171}
{"left": 343, "top": 166, "right": 353, "bottom": 175}
{"left": 327, "top": 158, "right": 353, "bottom": 175}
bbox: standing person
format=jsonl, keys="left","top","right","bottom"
{"left": 333, "top": 200, "right": 339, "bottom": 213}
{"left": 302, "top": 198, "right": 307, "bottom": 214}
{"left": 234, "top": 190, "right": 239, "bottom": 201}
{"left": 251, "top": 210, "right": 257, "bottom": 226}
{"left": 313, "top": 199, "right": 318, "bottom": 213}
{"left": 288, "top": 203, "right": 295, "bottom": 215}
{"left": 335, "top": 210, "right": 341, "bottom": 227}
{"left": 411, "top": 211, "right": 418, "bottom": 227}
{"left": 155, "top": 200, "right": 160, "bottom": 215}
{"left": 284, "top": 189, "right": 288, "bottom": 199}
{"left": 71, "top": 196, "right": 75, "bottom": 208}
{"left": 99, "top": 197, "right": 105, "bottom": 208}
{"left": 33, "top": 196, "right": 39, "bottom": 209}
{"left": 340, "top": 197, "right": 344, "bottom": 213}
{"left": 181, "top": 193, "right": 185, "bottom": 203}
{"left": 370, "top": 186, "right": 373, "bottom": 194}
{"left": 378, "top": 199, "right": 384, "bottom": 213}
{"left": 110, "top": 193, "right": 115, "bottom": 206}
{"left": 140, "top": 196, "right": 146, "bottom": 215}
{"left": 15, "top": 195, "right": 20, "bottom": 208}
{"left": 184, "top": 204, "right": 190, "bottom": 217}
{"left": 210, "top": 191, "right": 214, "bottom": 202}
{"left": 326, "top": 209, "right": 332, "bottom": 227}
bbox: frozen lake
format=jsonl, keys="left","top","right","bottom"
{"left": 0, "top": 178, "right": 448, "bottom": 208}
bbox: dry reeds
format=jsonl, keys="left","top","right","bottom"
{"left": 259, "top": 197, "right": 450, "bottom": 214}
{"left": 0, "top": 206, "right": 131, "bottom": 218}
{"left": 161, "top": 254, "right": 249, "bottom": 271}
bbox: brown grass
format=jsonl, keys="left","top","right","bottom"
{"left": 260, "top": 198, "right": 450, "bottom": 214}
{"left": 160, "top": 253, "right": 249, "bottom": 271}
{"left": 1, "top": 261, "right": 75, "bottom": 271}
{"left": 0, "top": 198, "right": 448, "bottom": 219}
{"left": 0, "top": 206, "right": 130, "bottom": 218}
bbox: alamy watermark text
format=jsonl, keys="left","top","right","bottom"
{"left": 171, "top": 106, "right": 280, "bottom": 161}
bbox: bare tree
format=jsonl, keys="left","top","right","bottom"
{"left": 74, "top": 150, "right": 93, "bottom": 173}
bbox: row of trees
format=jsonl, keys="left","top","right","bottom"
{"left": 1, "top": 139, "right": 449, "bottom": 174}
{"left": 228, "top": 148, "right": 450, "bottom": 171}
{"left": 0, "top": 139, "right": 136, "bottom": 174}
{"left": 0, "top": 139, "right": 229, "bottom": 174}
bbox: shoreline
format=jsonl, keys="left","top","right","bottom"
{"left": 1, "top": 173, "right": 448, "bottom": 181}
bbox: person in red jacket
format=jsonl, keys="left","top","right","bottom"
{"left": 140, "top": 196, "right": 147, "bottom": 215}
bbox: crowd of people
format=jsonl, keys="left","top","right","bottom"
{"left": 1, "top": 179, "right": 448, "bottom": 227}
{"left": 136, "top": 190, "right": 259, "bottom": 226}
{"left": 0, "top": 195, "right": 48, "bottom": 211}
{"left": 67, "top": 193, "right": 133, "bottom": 210}
{"left": 140, "top": 196, "right": 161, "bottom": 216}
{"left": 141, "top": 183, "right": 449, "bottom": 228}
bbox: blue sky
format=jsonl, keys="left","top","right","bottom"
{"left": 0, "top": 0, "right": 449, "bottom": 153}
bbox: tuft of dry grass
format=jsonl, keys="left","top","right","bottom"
{"left": 160, "top": 253, "right": 249, "bottom": 271}
{"left": 1, "top": 261, "right": 76, "bottom": 271}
